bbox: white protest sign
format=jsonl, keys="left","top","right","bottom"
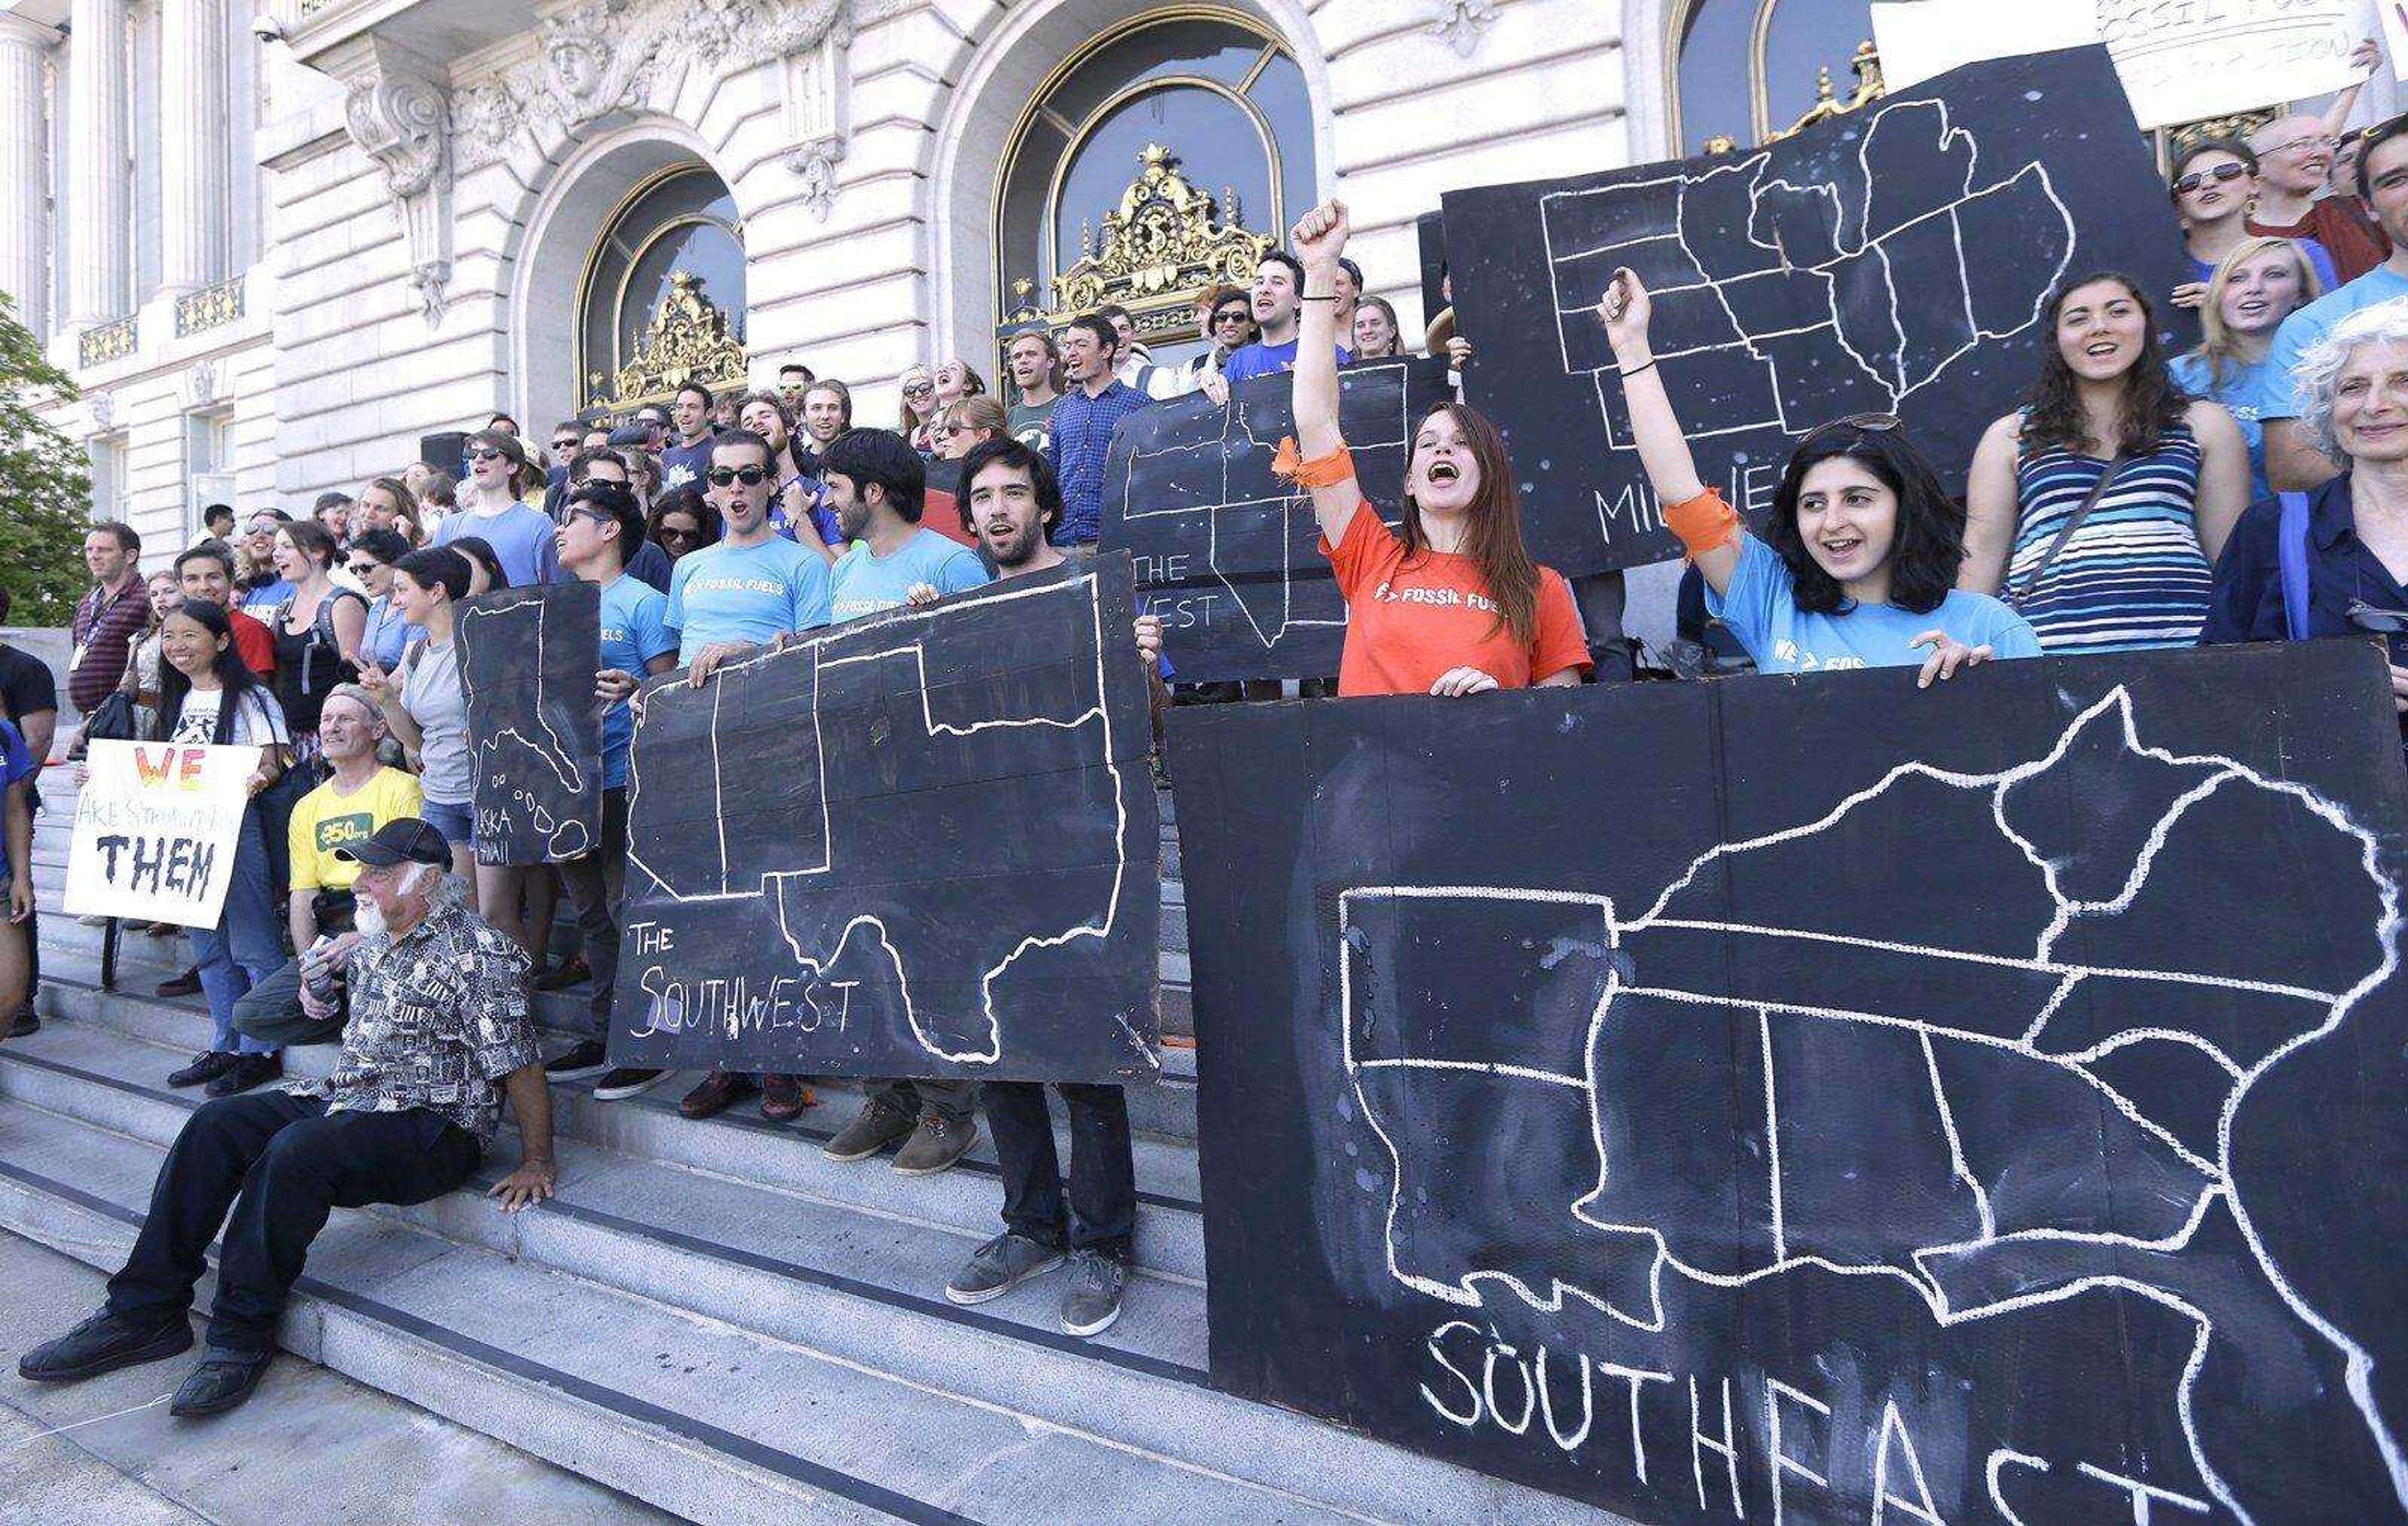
{"left": 2379, "top": 0, "right": 2408, "bottom": 81}
{"left": 65, "top": 740, "right": 261, "bottom": 927}
{"left": 1873, "top": 0, "right": 2365, "bottom": 130}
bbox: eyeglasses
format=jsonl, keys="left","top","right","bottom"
{"left": 657, "top": 526, "right": 700, "bottom": 545}
{"left": 2172, "top": 162, "right": 2249, "bottom": 196}
{"left": 2346, "top": 599, "right": 2408, "bottom": 634}
{"left": 706, "top": 465, "right": 771, "bottom": 487}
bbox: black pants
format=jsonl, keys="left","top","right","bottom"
{"left": 106, "top": 1092, "right": 479, "bottom": 1352}
{"left": 983, "top": 1080, "right": 1134, "bottom": 1260}
{"left": 867, "top": 1077, "right": 978, "bottom": 1125}
{"left": 554, "top": 786, "right": 628, "bottom": 1038}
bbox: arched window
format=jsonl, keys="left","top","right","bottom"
{"left": 993, "top": 10, "right": 1314, "bottom": 367}
{"left": 1669, "top": 0, "right": 1881, "bottom": 154}
{"left": 578, "top": 166, "right": 748, "bottom": 414}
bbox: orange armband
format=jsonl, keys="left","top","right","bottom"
{"left": 1273, "top": 436, "right": 1355, "bottom": 489}
{"left": 1665, "top": 487, "right": 1740, "bottom": 559}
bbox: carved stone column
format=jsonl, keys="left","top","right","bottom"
{"left": 327, "top": 38, "right": 452, "bottom": 325}
{"left": 65, "top": 0, "right": 130, "bottom": 325}
{"left": 161, "top": 0, "right": 230, "bottom": 293}
{"left": 0, "top": 14, "right": 55, "bottom": 334}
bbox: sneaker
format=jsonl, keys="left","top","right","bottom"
{"left": 945, "top": 1232, "right": 1065, "bottom": 1305}
{"left": 157, "top": 967, "right": 203, "bottom": 998}
{"left": 542, "top": 1040, "right": 610, "bottom": 1080}
{"left": 892, "top": 1112, "right": 978, "bottom": 1176}
{"left": 532, "top": 954, "right": 591, "bottom": 992}
{"left": 169, "top": 1347, "right": 273, "bottom": 1418}
{"left": 1060, "top": 1250, "right": 1127, "bottom": 1338}
{"left": 761, "top": 1073, "right": 814, "bottom": 1122}
{"left": 822, "top": 1098, "right": 916, "bottom": 1162}
{"left": 592, "top": 1066, "right": 668, "bottom": 1102}
{"left": 205, "top": 1053, "right": 282, "bottom": 1098}
{"left": 19, "top": 1308, "right": 193, "bottom": 1382}
{"left": 678, "top": 1070, "right": 756, "bottom": 1119}
{"left": 167, "top": 1051, "right": 238, "bottom": 1088}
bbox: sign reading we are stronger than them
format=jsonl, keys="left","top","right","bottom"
{"left": 65, "top": 740, "right": 260, "bottom": 928}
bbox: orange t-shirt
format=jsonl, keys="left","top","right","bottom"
{"left": 1321, "top": 504, "right": 1592, "bottom": 697}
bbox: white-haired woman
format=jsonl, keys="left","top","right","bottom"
{"left": 2204, "top": 298, "right": 2408, "bottom": 722}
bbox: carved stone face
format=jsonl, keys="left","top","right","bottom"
{"left": 551, "top": 38, "right": 606, "bottom": 102}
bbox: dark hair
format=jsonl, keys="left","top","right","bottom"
{"left": 1765, "top": 425, "right": 1966, "bottom": 617}
{"left": 1099, "top": 303, "right": 1134, "bottom": 325}
{"left": 174, "top": 541, "right": 236, "bottom": 579}
{"left": 1400, "top": 403, "right": 1543, "bottom": 645}
{"left": 566, "top": 481, "right": 646, "bottom": 564}
{"left": 278, "top": 518, "right": 341, "bottom": 571}
{"left": 821, "top": 428, "right": 926, "bottom": 523}
{"left": 569, "top": 446, "right": 628, "bottom": 482}
{"left": 1065, "top": 313, "right": 1118, "bottom": 355}
{"left": 956, "top": 436, "right": 1064, "bottom": 538}
{"left": 349, "top": 528, "right": 413, "bottom": 566}
{"left": 394, "top": 546, "right": 472, "bottom": 603}
{"left": 2020, "top": 271, "right": 2190, "bottom": 457}
{"left": 203, "top": 503, "right": 235, "bottom": 527}
{"left": 647, "top": 487, "right": 718, "bottom": 554}
{"left": 485, "top": 412, "right": 519, "bottom": 433}
{"left": 779, "top": 362, "right": 813, "bottom": 381}
{"left": 154, "top": 600, "right": 269, "bottom": 745}
{"left": 89, "top": 520, "right": 140, "bottom": 555}
{"left": 245, "top": 508, "right": 294, "bottom": 528}
{"left": 676, "top": 381, "right": 714, "bottom": 411}
{"left": 448, "top": 534, "right": 509, "bottom": 591}
{"left": 420, "top": 469, "right": 458, "bottom": 508}
{"left": 0, "top": 587, "right": 9, "bottom": 623}
{"left": 1257, "top": 250, "right": 1306, "bottom": 289}
{"left": 736, "top": 391, "right": 795, "bottom": 449}
{"left": 711, "top": 428, "right": 774, "bottom": 469}
{"left": 2358, "top": 112, "right": 2408, "bottom": 202}
{"left": 551, "top": 420, "right": 583, "bottom": 441}
{"left": 312, "top": 490, "right": 354, "bottom": 517}
{"left": 1336, "top": 256, "right": 1363, "bottom": 289}
{"left": 2171, "top": 135, "right": 2258, "bottom": 194}
{"left": 467, "top": 429, "right": 542, "bottom": 497}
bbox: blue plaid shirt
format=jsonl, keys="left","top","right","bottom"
{"left": 1045, "top": 379, "right": 1150, "bottom": 545}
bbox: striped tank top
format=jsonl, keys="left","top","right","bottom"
{"left": 2007, "top": 418, "right": 2212, "bottom": 654}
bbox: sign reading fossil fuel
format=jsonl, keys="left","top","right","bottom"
{"left": 1442, "top": 45, "right": 2185, "bottom": 574}
{"left": 611, "top": 554, "right": 1161, "bottom": 1082}
{"left": 1170, "top": 640, "right": 2408, "bottom": 1523}
{"left": 1100, "top": 357, "right": 1451, "bottom": 683}
{"left": 454, "top": 580, "right": 605, "bottom": 866}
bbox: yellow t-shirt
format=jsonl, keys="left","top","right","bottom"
{"left": 289, "top": 767, "right": 425, "bottom": 894}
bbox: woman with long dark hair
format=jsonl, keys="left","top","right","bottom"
{"left": 1287, "top": 201, "right": 1591, "bottom": 695}
{"left": 152, "top": 600, "right": 289, "bottom": 1096}
{"left": 1962, "top": 271, "right": 2251, "bottom": 653}
{"left": 266, "top": 520, "right": 367, "bottom": 775}
{"left": 1602, "top": 270, "right": 2037, "bottom": 679}
{"left": 356, "top": 549, "right": 478, "bottom": 889}
{"left": 647, "top": 488, "right": 717, "bottom": 564}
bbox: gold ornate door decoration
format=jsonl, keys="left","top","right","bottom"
{"left": 586, "top": 269, "right": 749, "bottom": 414}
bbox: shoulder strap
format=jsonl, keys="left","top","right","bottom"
{"left": 2277, "top": 490, "right": 2314, "bottom": 642}
{"left": 2011, "top": 451, "right": 2126, "bottom": 608}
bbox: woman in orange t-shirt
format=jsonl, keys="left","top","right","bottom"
{"left": 1286, "top": 200, "right": 1592, "bottom": 698}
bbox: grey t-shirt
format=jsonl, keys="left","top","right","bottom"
{"left": 399, "top": 637, "right": 471, "bottom": 805}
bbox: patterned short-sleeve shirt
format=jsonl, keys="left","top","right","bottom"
{"left": 286, "top": 897, "right": 541, "bottom": 1142}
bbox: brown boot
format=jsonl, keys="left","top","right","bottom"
{"left": 677, "top": 1070, "right": 757, "bottom": 1119}
{"left": 760, "top": 1073, "right": 815, "bottom": 1122}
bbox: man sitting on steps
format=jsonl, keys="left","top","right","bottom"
{"left": 18, "top": 819, "right": 555, "bottom": 1418}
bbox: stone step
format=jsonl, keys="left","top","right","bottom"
{"left": 0, "top": 1228, "right": 671, "bottom": 1525}
{"left": 29, "top": 971, "right": 1209, "bottom": 1285}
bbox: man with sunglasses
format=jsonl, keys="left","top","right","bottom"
{"left": 1166, "top": 285, "right": 1255, "bottom": 398}
{"left": 563, "top": 448, "right": 674, "bottom": 594}
{"left": 660, "top": 382, "right": 719, "bottom": 495}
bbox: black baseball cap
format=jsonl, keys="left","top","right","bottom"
{"left": 334, "top": 818, "right": 453, "bottom": 869}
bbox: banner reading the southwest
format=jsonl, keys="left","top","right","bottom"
{"left": 65, "top": 740, "right": 261, "bottom": 929}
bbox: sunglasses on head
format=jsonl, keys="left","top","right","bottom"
{"left": 2173, "top": 161, "right": 2249, "bottom": 196}
{"left": 707, "top": 465, "right": 771, "bottom": 487}
{"left": 1799, "top": 412, "right": 1904, "bottom": 448}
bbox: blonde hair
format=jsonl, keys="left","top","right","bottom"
{"left": 940, "top": 395, "right": 1008, "bottom": 439}
{"left": 2190, "top": 236, "right": 2324, "bottom": 389}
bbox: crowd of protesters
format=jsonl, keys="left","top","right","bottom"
{"left": 9, "top": 60, "right": 2408, "bottom": 1415}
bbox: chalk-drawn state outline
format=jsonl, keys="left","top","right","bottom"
{"left": 457, "top": 589, "right": 593, "bottom": 860}
{"left": 1336, "top": 687, "right": 2405, "bottom": 1522}
{"left": 1113, "top": 359, "right": 1417, "bottom": 653}
{"left": 623, "top": 570, "right": 1146, "bottom": 1070}
{"left": 1538, "top": 97, "right": 2075, "bottom": 542}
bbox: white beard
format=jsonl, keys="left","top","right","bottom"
{"left": 353, "top": 896, "right": 388, "bottom": 937}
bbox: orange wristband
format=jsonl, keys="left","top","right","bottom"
{"left": 1274, "top": 436, "right": 1355, "bottom": 489}
{"left": 1665, "top": 487, "right": 1740, "bottom": 559}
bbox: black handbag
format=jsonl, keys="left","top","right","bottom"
{"left": 71, "top": 690, "right": 141, "bottom": 756}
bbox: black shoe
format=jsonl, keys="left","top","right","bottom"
{"left": 169, "top": 1347, "right": 273, "bottom": 1418}
{"left": 591, "top": 1066, "right": 668, "bottom": 1102}
{"left": 19, "top": 1308, "right": 193, "bottom": 1382}
{"left": 204, "top": 1053, "right": 281, "bottom": 1098}
{"left": 532, "top": 955, "right": 591, "bottom": 992}
{"left": 167, "top": 1051, "right": 238, "bottom": 1088}
{"left": 157, "top": 968, "right": 203, "bottom": 998}
{"left": 8, "top": 1008, "right": 38, "bottom": 1039}
{"left": 542, "top": 1039, "right": 610, "bottom": 1080}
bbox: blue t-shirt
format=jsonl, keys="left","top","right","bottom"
{"left": 595, "top": 574, "right": 677, "bottom": 789}
{"left": 1708, "top": 534, "right": 2042, "bottom": 675}
{"left": 2190, "top": 237, "right": 2338, "bottom": 295}
{"left": 240, "top": 576, "right": 294, "bottom": 614}
{"left": 660, "top": 436, "right": 717, "bottom": 495}
{"left": 2170, "top": 351, "right": 2280, "bottom": 505}
{"left": 2264, "top": 265, "right": 2408, "bottom": 418}
{"left": 665, "top": 535, "right": 833, "bottom": 663}
{"left": 0, "top": 717, "right": 32, "bottom": 790}
{"left": 361, "top": 594, "right": 424, "bottom": 671}
{"left": 828, "top": 527, "right": 991, "bottom": 624}
{"left": 1220, "top": 339, "right": 1353, "bottom": 385}
{"left": 434, "top": 502, "right": 559, "bottom": 588}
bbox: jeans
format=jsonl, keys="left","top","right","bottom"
{"left": 230, "top": 957, "right": 345, "bottom": 1049}
{"left": 982, "top": 1080, "right": 1133, "bottom": 1260}
{"left": 867, "top": 1077, "right": 978, "bottom": 1125}
{"left": 186, "top": 803, "right": 280, "bottom": 1057}
{"left": 106, "top": 1091, "right": 478, "bottom": 1352}
{"left": 419, "top": 797, "right": 474, "bottom": 850}
{"left": 553, "top": 786, "right": 628, "bottom": 1039}
{"left": 255, "top": 766, "right": 314, "bottom": 909}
